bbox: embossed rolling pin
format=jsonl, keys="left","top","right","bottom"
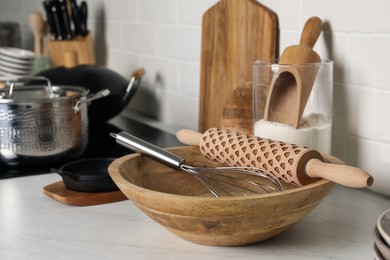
{"left": 176, "top": 128, "right": 373, "bottom": 188}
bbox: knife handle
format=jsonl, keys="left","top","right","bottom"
{"left": 58, "top": 0, "right": 73, "bottom": 40}
{"left": 50, "top": 1, "right": 65, "bottom": 40}
{"left": 70, "top": 0, "right": 82, "bottom": 36}
{"left": 79, "top": 1, "right": 88, "bottom": 36}
{"left": 42, "top": 0, "right": 58, "bottom": 40}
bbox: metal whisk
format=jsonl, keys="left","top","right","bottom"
{"left": 110, "top": 132, "right": 283, "bottom": 197}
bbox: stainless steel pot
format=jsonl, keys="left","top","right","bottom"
{"left": 0, "top": 77, "right": 109, "bottom": 166}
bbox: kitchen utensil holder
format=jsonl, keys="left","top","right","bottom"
{"left": 47, "top": 32, "right": 95, "bottom": 67}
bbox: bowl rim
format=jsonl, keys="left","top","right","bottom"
{"left": 108, "top": 146, "right": 333, "bottom": 201}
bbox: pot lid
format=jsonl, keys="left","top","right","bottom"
{"left": 0, "top": 76, "right": 88, "bottom": 102}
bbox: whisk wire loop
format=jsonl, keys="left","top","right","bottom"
{"left": 111, "top": 131, "right": 284, "bottom": 197}
{"left": 182, "top": 164, "right": 283, "bottom": 197}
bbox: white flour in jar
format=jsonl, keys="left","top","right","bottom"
{"left": 254, "top": 113, "right": 332, "bottom": 153}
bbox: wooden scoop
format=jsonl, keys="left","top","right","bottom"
{"left": 264, "top": 16, "right": 323, "bottom": 128}
{"left": 176, "top": 128, "right": 373, "bottom": 188}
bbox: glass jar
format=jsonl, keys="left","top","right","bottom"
{"left": 253, "top": 60, "right": 334, "bottom": 153}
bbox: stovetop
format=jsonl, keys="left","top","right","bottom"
{"left": 0, "top": 115, "right": 183, "bottom": 179}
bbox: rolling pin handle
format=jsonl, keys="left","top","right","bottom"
{"left": 176, "top": 129, "right": 202, "bottom": 146}
{"left": 305, "top": 159, "right": 374, "bottom": 188}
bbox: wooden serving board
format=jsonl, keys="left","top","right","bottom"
{"left": 199, "top": 0, "right": 278, "bottom": 132}
{"left": 43, "top": 181, "right": 127, "bottom": 206}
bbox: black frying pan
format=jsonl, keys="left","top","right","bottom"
{"left": 52, "top": 158, "right": 118, "bottom": 192}
{"left": 38, "top": 65, "right": 144, "bottom": 125}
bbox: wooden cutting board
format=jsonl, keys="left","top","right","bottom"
{"left": 221, "top": 81, "right": 253, "bottom": 134}
{"left": 199, "top": 0, "right": 278, "bottom": 132}
{"left": 43, "top": 181, "right": 127, "bottom": 206}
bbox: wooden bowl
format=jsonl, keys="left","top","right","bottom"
{"left": 108, "top": 146, "right": 333, "bottom": 246}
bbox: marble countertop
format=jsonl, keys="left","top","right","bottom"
{"left": 0, "top": 173, "right": 389, "bottom": 260}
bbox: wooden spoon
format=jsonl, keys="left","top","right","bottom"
{"left": 264, "top": 16, "right": 323, "bottom": 128}
{"left": 29, "top": 12, "right": 46, "bottom": 56}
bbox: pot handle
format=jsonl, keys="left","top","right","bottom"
{"left": 73, "top": 89, "right": 110, "bottom": 113}
{"left": 2, "top": 76, "right": 56, "bottom": 98}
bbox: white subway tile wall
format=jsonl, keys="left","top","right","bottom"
{"left": 1, "top": 0, "right": 389, "bottom": 195}
{"left": 139, "top": 0, "right": 176, "bottom": 23}
{"left": 123, "top": 23, "right": 157, "bottom": 53}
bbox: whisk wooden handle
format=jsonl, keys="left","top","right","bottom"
{"left": 176, "top": 128, "right": 373, "bottom": 188}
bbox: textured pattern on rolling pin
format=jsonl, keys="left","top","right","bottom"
{"left": 199, "top": 128, "right": 323, "bottom": 186}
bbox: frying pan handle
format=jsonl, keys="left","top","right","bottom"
{"left": 110, "top": 132, "right": 184, "bottom": 170}
{"left": 121, "top": 68, "right": 145, "bottom": 105}
{"left": 51, "top": 168, "right": 79, "bottom": 180}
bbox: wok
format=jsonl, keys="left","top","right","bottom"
{"left": 37, "top": 65, "right": 144, "bottom": 125}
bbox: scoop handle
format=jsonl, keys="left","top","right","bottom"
{"left": 306, "top": 159, "right": 374, "bottom": 188}
{"left": 299, "top": 16, "right": 323, "bottom": 49}
{"left": 110, "top": 132, "right": 184, "bottom": 170}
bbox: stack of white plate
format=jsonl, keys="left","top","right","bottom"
{"left": 374, "top": 209, "right": 390, "bottom": 259}
{"left": 0, "top": 47, "right": 35, "bottom": 81}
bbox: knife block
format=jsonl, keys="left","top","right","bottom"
{"left": 47, "top": 32, "right": 95, "bottom": 67}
